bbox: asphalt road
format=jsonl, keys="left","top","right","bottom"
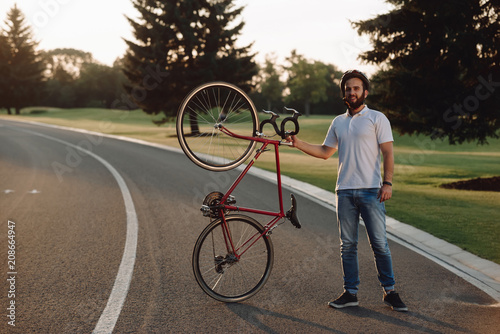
{"left": 1, "top": 119, "right": 499, "bottom": 333}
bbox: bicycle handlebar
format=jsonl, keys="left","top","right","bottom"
{"left": 259, "top": 107, "right": 302, "bottom": 139}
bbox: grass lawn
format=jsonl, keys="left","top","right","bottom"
{"left": 2, "top": 107, "right": 499, "bottom": 264}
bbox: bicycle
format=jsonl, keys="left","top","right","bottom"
{"left": 176, "top": 81, "right": 302, "bottom": 302}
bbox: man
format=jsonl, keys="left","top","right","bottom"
{"left": 286, "top": 70, "right": 408, "bottom": 312}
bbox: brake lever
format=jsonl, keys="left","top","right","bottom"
{"left": 283, "top": 107, "right": 301, "bottom": 119}
{"left": 263, "top": 109, "right": 279, "bottom": 120}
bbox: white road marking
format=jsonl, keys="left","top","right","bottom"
{"left": 3, "top": 189, "right": 15, "bottom": 194}
{"left": 27, "top": 189, "right": 41, "bottom": 194}
{"left": 12, "top": 127, "right": 138, "bottom": 334}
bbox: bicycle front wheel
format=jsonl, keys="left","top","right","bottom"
{"left": 192, "top": 215, "right": 274, "bottom": 302}
{"left": 176, "top": 82, "right": 259, "bottom": 171}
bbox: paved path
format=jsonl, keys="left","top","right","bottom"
{"left": 1, "top": 118, "right": 499, "bottom": 334}
{"left": 22, "top": 117, "right": 500, "bottom": 303}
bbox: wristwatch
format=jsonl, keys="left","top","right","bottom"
{"left": 383, "top": 181, "right": 392, "bottom": 186}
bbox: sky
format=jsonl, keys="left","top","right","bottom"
{"left": 0, "top": 0, "right": 393, "bottom": 76}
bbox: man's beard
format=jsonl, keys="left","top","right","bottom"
{"left": 344, "top": 94, "right": 366, "bottom": 110}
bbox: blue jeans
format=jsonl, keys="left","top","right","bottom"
{"left": 336, "top": 188, "right": 395, "bottom": 295}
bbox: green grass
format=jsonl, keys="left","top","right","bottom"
{"left": 2, "top": 107, "right": 499, "bottom": 264}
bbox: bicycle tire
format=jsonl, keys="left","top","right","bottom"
{"left": 192, "top": 214, "right": 274, "bottom": 302}
{"left": 176, "top": 82, "right": 259, "bottom": 171}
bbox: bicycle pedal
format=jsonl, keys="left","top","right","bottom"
{"left": 286, "top": 194, "right": 301, "bottom": 229}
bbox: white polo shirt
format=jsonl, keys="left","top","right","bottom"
{"left": 323, "top": 106, "right": 393, "bottom": 191}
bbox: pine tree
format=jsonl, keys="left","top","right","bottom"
{"left": 354, "top": 0, "right": 500, "bottom": 144}
{"left": 123, "top": 0, "right": 257, "bottom": 123}
{"left": 192, "top": 0, "right": 257, "bottom": 89}
{"left": 1, "top": 5, "right": 45, "bottom": 114}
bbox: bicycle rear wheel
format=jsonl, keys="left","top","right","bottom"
{"left": 192, "top": 215, "right": 274, "bottom": 302}
{"left": 176, "top": 82, "right": 259, "bottom": 171}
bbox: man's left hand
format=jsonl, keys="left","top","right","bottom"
{"left": 377, "top": 184, "right": 392, "bottom": 202}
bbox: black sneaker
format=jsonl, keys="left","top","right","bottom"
{"left": 328, "top": 291, "right": 359, "bottom": 308}
{"left": 383, "top": 291, "right": 408, "bottom": 312}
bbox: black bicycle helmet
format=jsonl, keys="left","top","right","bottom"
{"left": 340, "top": 70, "right": 370, "bottom": 97}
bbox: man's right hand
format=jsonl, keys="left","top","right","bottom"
{"left": 285, "top": 135, "right": 298, "bottom": 147}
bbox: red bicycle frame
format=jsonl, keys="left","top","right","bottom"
{"left": 215, "top": 126, "right": 291, "bottom": 258}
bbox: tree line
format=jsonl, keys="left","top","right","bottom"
{"left": 0, "top": 3, "right": 343, "bottom": 118}
{"left": 1, "top": 0, "right": 498, "bottom": 144}
{"left": 0, "top": 6, "right": 125, "bottom": 114}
